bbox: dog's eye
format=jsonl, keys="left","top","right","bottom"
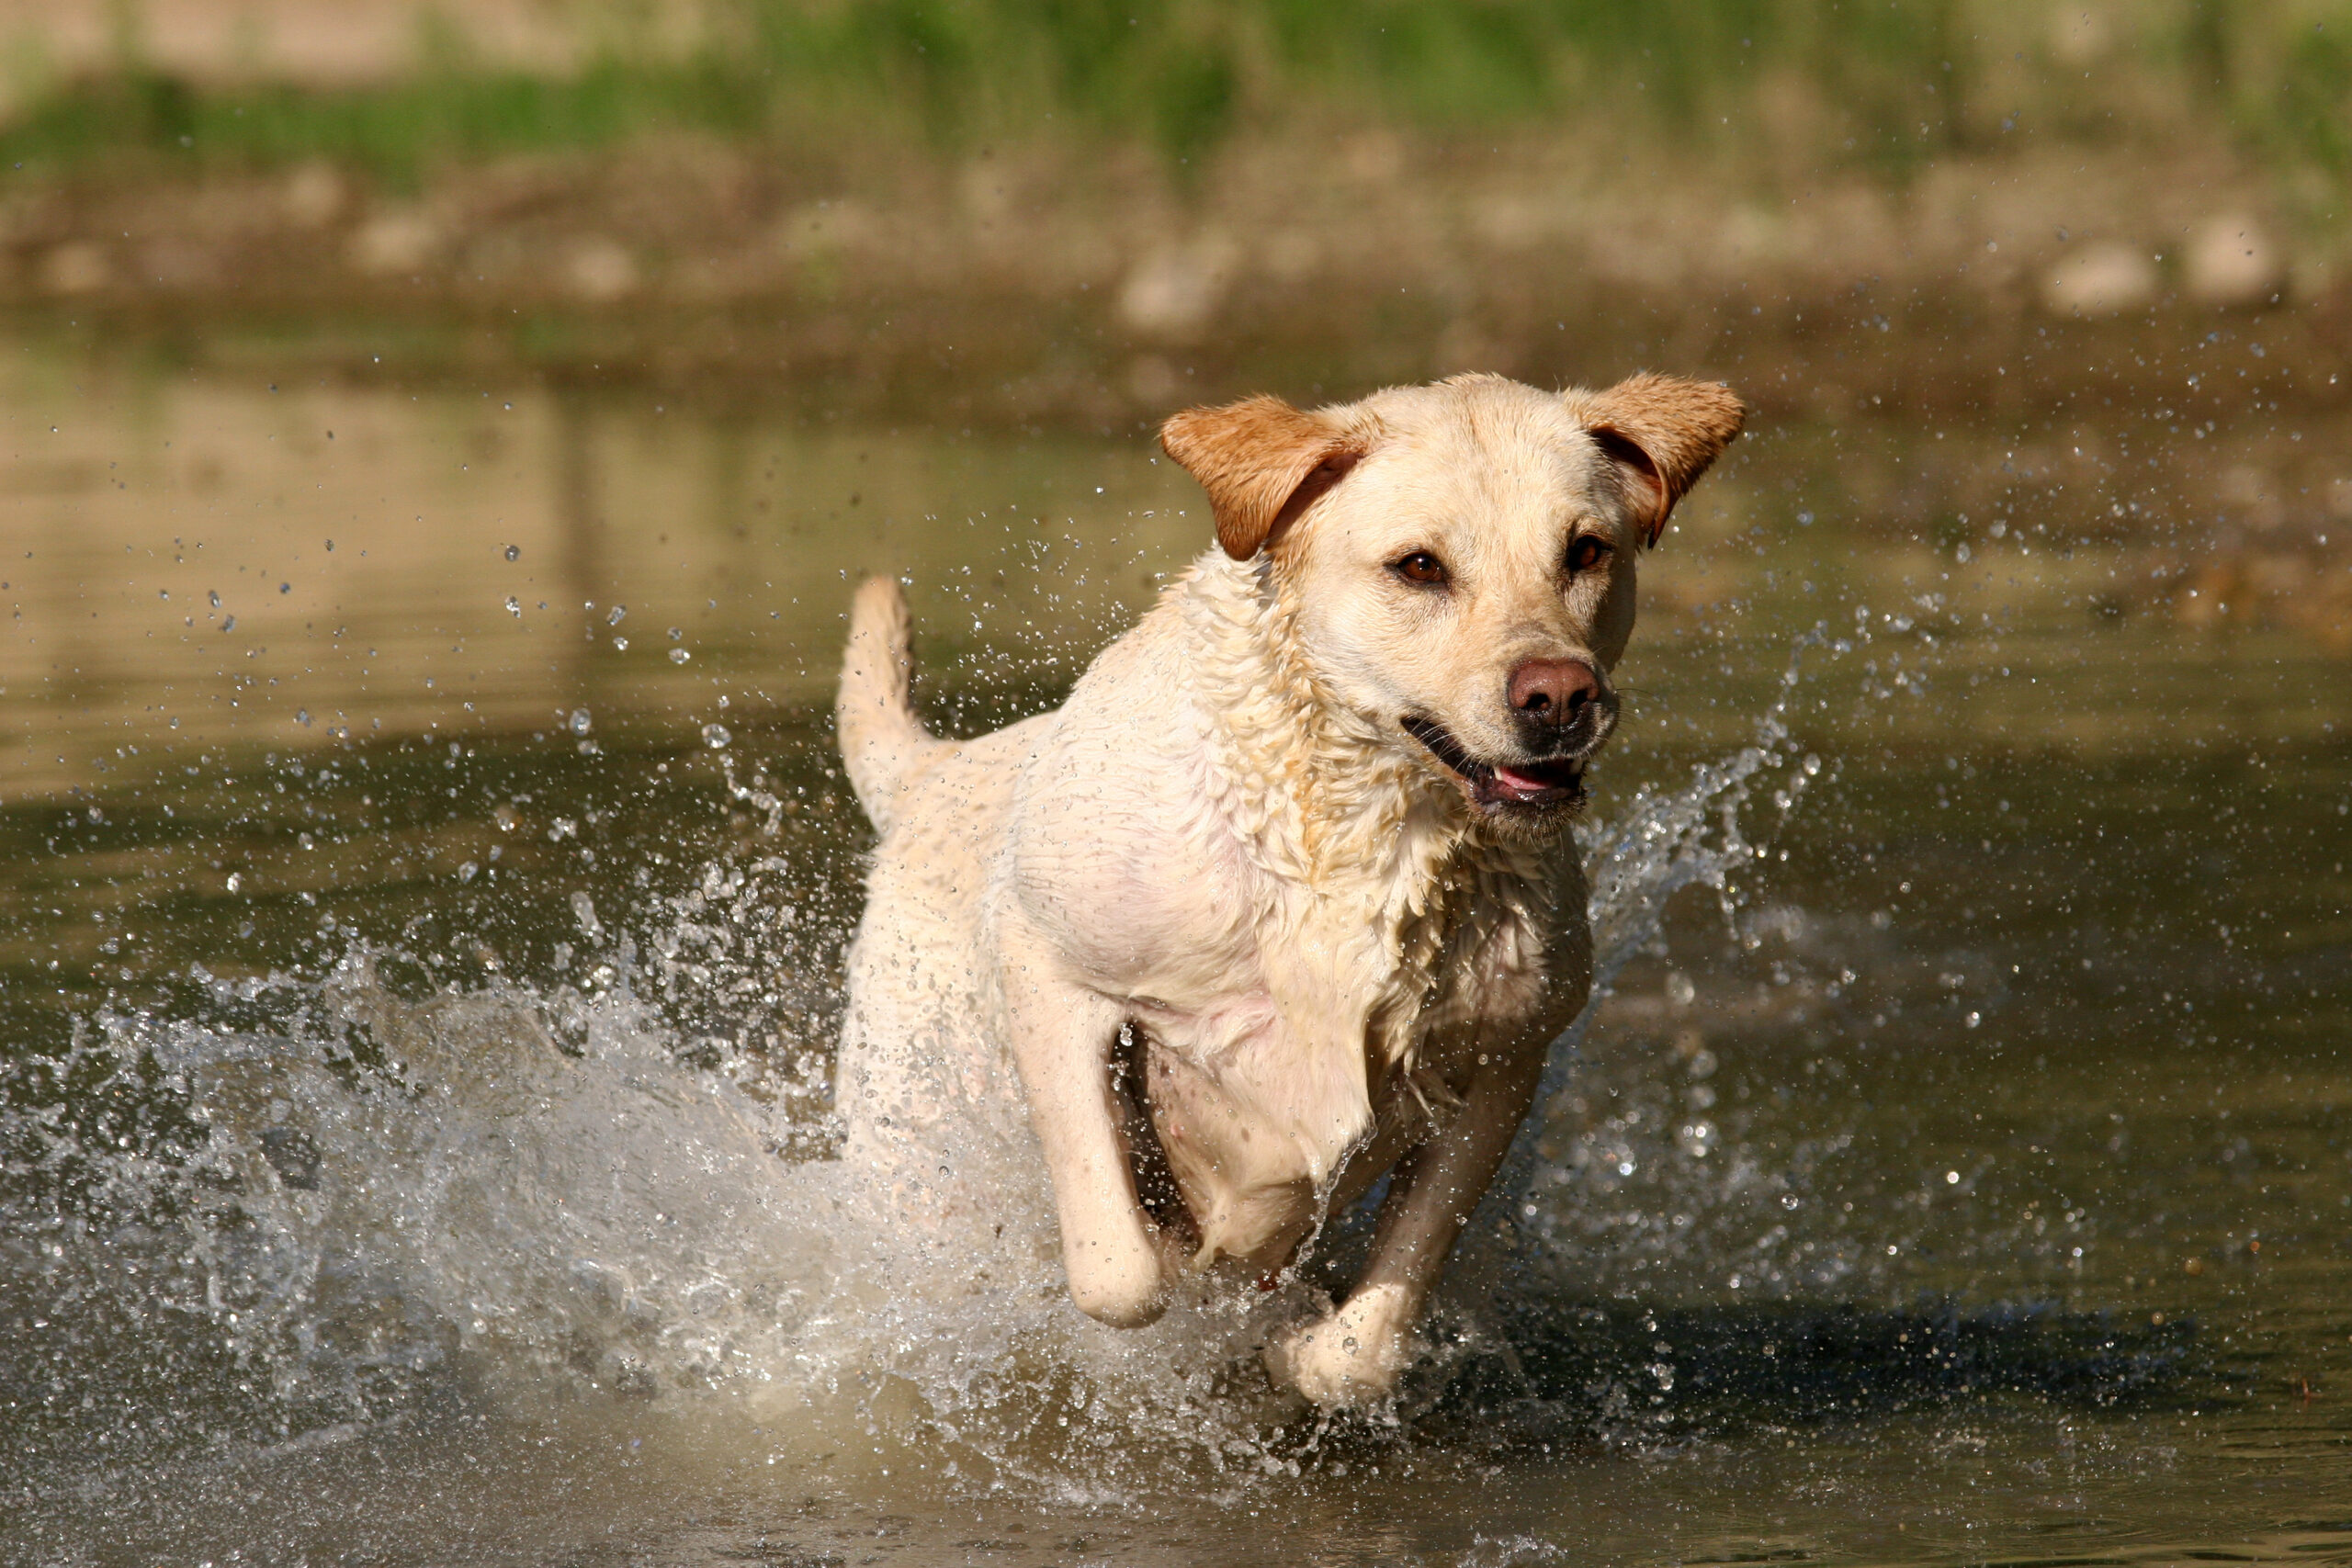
{"left": 1566, "top": 536, "right": 1613, "bottom": 575}
{"left": 1391, "top": 550, "right": 1450, "bottom": 587}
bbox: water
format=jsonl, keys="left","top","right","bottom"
{"left": 4, "top": 339, "right": 2350, "bottom": 1565}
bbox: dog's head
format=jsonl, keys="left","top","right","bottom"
{"left": 1162, "top": 372, "right": 1743, "bottom": 833}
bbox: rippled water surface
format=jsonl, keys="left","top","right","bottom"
{"left": 4, "top": 339, "right": 2349, "bottom": 1566}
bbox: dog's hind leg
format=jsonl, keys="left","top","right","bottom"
{"left": 997, "top": 918, "right": 1167, "bottom": 1328}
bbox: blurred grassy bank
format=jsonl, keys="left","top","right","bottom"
{"left": 7, "top": 0, "right": 2352, "bottom": 190}
{"left": 0, "top": 0, "right": 2346, "bottom": 446}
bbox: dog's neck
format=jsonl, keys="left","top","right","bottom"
{"left": 1172, "top": 548, "right": 1526, "bottom": 931}
{"left": 1169, "top": 550, "right": 1558, "bottom": 1175}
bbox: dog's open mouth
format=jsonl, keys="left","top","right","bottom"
{"left": 1400, "top": 716, "right": 1587, "bottom": 811}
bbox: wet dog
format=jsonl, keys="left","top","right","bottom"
{"left": 834, "top": 372, "right": 1742, "bottom": 1404}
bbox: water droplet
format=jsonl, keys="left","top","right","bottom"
{"left": 225, "top": 873, "right": 242, "bottom": 893}
{"left": 667, "top": 626, "right": 683, "bottom": 641}
{"left": 209, "top": 590, "right": 220, "bottom": 608}
{"left": 669, "top": 648, "right": 691, "bottom": 664}
{"left": 504, "top": 544, "right": 520, "bottom": 561}
{"left": 612, "top": 637, "right": 628, "bottom": 651}
{"left": 606, "top": 604, "right": 627, "bottom": 626}
{"left": 294, "top": 709, "right": 311, "bottom": 727}
{"left": 568, "top": 707, "right": 592, "bottom": 736}
{"left": 505, "top": 596, "right": 522, "bottom": 616}
{"left": 702, "top": 723, "right": 731, "bottom": 750}
{"left": 458, "top": 861, "right": 479, "bottom": 883}
{"left": 221, "top": 615, "right": 235, "bottom": 632}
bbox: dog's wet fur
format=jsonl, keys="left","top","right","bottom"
{"left": 834, "top": 372, "right": 1743, "bottom": 1405}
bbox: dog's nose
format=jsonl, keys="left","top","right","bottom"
{"left": 1508, "top": 659, "right": 1601, "bottom": 727}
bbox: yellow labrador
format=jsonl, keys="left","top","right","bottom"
{"left": 834, "top": 372, "right": 1742, "bottom": 1405}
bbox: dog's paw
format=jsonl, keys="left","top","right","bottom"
{"left": 1265, "top": 1284, "right": 1419, "bottom": 1407}
{"left": 1064, "top": 1232, "right": 1167, "bottom": 1328}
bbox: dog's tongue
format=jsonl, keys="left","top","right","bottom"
{"left": 1489, "top": 764, "right": 1566, "bottom": 801}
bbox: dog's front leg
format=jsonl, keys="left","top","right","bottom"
{"left": 998, "top": 919, "right": 1166, "bottom": 1327}
{"left": 1272, "top": 1035, "right": 1547, "bottom": 1405}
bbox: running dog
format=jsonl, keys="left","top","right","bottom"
{"left": 834, "top": 371, "right": 1742, "bottom": 1404}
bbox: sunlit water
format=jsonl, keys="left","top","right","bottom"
{"left": 4, "top": 343, "right": 2349, "bottom": 1565}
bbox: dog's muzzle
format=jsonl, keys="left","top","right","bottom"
{"left": 1400, "top": 715, "right": 1588, "bottom": 812}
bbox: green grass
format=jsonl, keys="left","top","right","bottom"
{"left": 0, "top": 0, "right": 2346, "bottom": 192}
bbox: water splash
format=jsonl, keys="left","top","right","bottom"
{"left": 1, "top": 630, "right": 1855, "bottom": 1494}
{"left": 1508, "top": 629, "right": 1829, "bottom": 1190}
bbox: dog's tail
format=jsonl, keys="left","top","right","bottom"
{"left": 838, "top": 576, "right": 940, "bottom": 835}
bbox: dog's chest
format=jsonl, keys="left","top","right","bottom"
{"left": 1159, "top": 829, "right": 1550, "bottom": 1116}
{"left": 1134, "top": 840, "right": 1555, "bottom": 1263}
{"left": 1331, "top": 838, "right": 1554, "bottom": 1069}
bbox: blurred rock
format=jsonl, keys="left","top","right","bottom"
{"left": 2182, "top": 214, "right": 2281, "bottom": 307}
{"left": 2216, "top": 465, "right": 2285, "bottom": 531}
{"left": 348, "top": 211, "right": 441, "bottom": 276}
{"left": 2040, "top": 241, "right": 2158, "bottom": 316}
{"left": 282, "top": 160, "right": 349, "bottom": 230}
{"left": 563, "top": 237, "right": 639, "bottom": 302}
{"left": 1116, "top": 233, "right": 1238, "bottom": 340}
{"left": 139, "top": 239, "right": 221, "bottom": 291}
{"left": 1341, "top": 130, "right": 1406, "bottom": 185}
{"left": 39, "top": 242, "right": 109, "bottom": 295}
{"left": 1718, "top": 205, "right": 1794, "bottom": 266}
{"left": 2175, "top": 542, "right": 2352, "bottom": 650}
{"left": 957, "top": 159, "right": 1013, "bottom": 227}
{"left": 1467, "top": 193, "right": 1550, "bottom": 252}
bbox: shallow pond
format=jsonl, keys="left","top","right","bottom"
{"left": 3, "top": 342, "right": 2348, "bottom": 1566}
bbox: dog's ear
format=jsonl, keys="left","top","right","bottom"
{"left": 1577, "top": 374, "right": 1747, "bottom": 547}
{"left": 1160, "top": 395, "right": 1363, "bottom": 560}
